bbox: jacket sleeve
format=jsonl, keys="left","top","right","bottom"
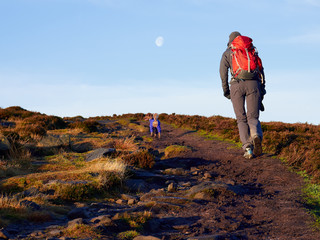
{"left": 219, "top": 49, "right": 231, "bottom": 98}
{"left": 257, "top": 56, "right": 266, "bottom": 95}
{"left": 149, "top": 119, "right": 153, "bottom": 132}
{"left": 157, "top": 121, "right": 161, "bottom": 133}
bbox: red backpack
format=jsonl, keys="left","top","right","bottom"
{"left": 230, "top": 36, "right": 263, "bottom": 80}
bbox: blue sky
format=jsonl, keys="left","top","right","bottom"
{"left": 0, "top": 0, "right": 319, "bottom": 124}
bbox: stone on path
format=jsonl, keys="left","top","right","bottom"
{"left": 85, "top": 148, "right": 116, "bottom": 161}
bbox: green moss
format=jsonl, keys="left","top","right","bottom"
{"left": 164, "top": 145, "right": 192, "bottom": 158}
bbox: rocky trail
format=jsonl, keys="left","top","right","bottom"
{"left": 2, "top": 121, "right": 320, "bottom": 240}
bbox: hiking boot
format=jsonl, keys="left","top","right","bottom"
{"left": 253, "top": 135, "right": 262, "bottom": 157}
{"left": 244, "top": 147, "right": 253, "bottom": 159}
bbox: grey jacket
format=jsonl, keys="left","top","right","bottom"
{"left": 219, "top": 47, "right": 265, "bottom": 99}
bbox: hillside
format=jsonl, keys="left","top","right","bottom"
{"left": 0, "top": 106, "right": 320, "bottom": 239}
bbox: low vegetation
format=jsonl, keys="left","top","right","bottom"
{"left": 164, "top": 145, "right": 192, "bottom": 158}
{"left": 1, "top": 106, "right": 320, "bottom": 234}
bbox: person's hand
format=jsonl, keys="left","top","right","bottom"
{"left": 224, "top": 90, "right": 231, "bottom": 99}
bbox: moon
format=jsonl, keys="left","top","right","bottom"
{"left": 155, "top": 36, "right": 164, "bottom": 47}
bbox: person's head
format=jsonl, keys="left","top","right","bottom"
{"left": 153, "top": 113, "right": 158, "bottom": 120}
{"left": 228, "top": 31, "right": 241, "bottom": 46}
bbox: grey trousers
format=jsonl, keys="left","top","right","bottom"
{"left": 230, "top": 80, "right": 263, "bottom": 150}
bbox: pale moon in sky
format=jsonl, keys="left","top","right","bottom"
{"left": 155, "top": 36, "right": 164, "bottom": 47}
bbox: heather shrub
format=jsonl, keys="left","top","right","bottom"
{"left": 121, "top": 150, "right": 155, "bottom": 169}
{"left": 23, "top": 115, "right": 66, "bottom": 130}
{"left": 69, "top": 120, "right": 100, "bottom": 133}
{"left": 0, "top": 106, "right": 36, "bottom": 120}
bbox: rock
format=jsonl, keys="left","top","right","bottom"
{"left": 140, "top": 189, "right": 165, "bottom": 201}
{"left": 38, "top": 134, "right": 70, "bottom": 148}
{"left": 190, "top": 167, "right": 200, "bottom": 172}
{"left": 67, "top": 218, "right": 83, "bottom": 228}
{"left": 121, "top": 194, "right": 139, "bottom": 201}
{"left": 167, "top": 182, "right": 177, "bottom": 192}
{"left": 149, "top": 196, "right": 191, "bottom": 205}
{"left": 193, "top": 192, "right": 212, "bottom": 200}
{"left": 112, "top": 213, "right": 121, "bottom": 220}
{"left": 116, "top": 199, "right": 126, "bottom": 204}
{"left": 67, "top": 207, "right": 90, "bottom": 219}
{"left": 29, "top": 230, "right": 44, "bottom": 237}
{"left": 47, "top": 229, "right": 62, "bottom": 237}
{"left": 186, "top": 181, "right": 236, "bottom": 198}
{"left": 85, "top": 148, "right": 116, "bottom": 162}
{"left": 19, "top": 200, "right": 41, "bottom": 211}
{"left": 163, "top": 168, "right": 185, "bottom": 175}
{"left": 71, "top": 141, "right": 93, "bottom": 153}
{"left": 0, "top": 135, "right": 10, "bottom": 154}
{"left": 126, "top": 179, "right": 150, "bottom": 192}
{"left": 0, "top": 229, "right": 9, "bottom": 239}
{"left": 187, "top": 234, "right": 229, "bottom": 240}
{"left": 172, "top": 224, "right": 190, "bottom": 230}
{"left": 181, "top": 181, "right": 192, "bottom": 187}
{"left": 90, "top": 215, "right": 113, "bottom": 226}
{"left": 204, "top": 172, "right": 212, "bottom": 179}
{"left": 128, "top": 199, "right": 136, "bottom": 205}
{"left": 21, "top": 187, "right": 40, "bottom": 197}
{"left": 145, "top": 218, "right": 161, "bottom": 232}
{"left": 133, "top": 236, "right": 161, "bottom": 240}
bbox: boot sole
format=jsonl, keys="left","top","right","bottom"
{"left": 253, "top": 136, "right": 262, "bottom": 156}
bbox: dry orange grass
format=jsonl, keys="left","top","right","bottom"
{"left": 113, "top": 136, "right": 138, "bottom": 152}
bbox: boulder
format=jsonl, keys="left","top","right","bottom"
{"left": 90, "top": 215, "right": 113, "bottom": 226}
{"left": 0, "top": 229, "right": 9, "bottom": 240}
{"left": 67, "top": 207, "right": 90, "bottom": 219}
{"left": 133, "top": 236, "right": 161, "bottom": 240}
{"left": 0, "top": 135, "right": 10, "bottom": 154}
{"left": 85, "top": 148, "right": 116, "bottom": 162}
{"left": 38, "top": 134, "right": 70, "bottom": 148}
{"left": 19, "top": 200, "right": 41, "bottom": 211}
{"left": 71, "top": 141, "right": 93, "bottom": 153}
{"left": 67, "top": 218, "right": 84, "bottom": 228}
{"left": 126, "top": 179, "right": 150, "bottom": 193}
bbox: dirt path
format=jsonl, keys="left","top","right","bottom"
{"left": 141, "top": 122, "right": 320, "bottom": 240}
{"left": 4, "top": 121, "right": 320, "bottom": 240}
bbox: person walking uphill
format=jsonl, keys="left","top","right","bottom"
{"left": 149, "top": 113, "right": 161, "bottom": 139}
{"left": 219, "top": 31, "right": 266, "bottom": 159}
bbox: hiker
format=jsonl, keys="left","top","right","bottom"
{"left": 219, "top": 31, "right": 266, "bottom": 159}
{"left": 149, "top": 113, "right": 161, "bottom": 139}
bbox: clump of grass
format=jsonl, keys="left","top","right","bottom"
{"left": 0, "top": 194, "right": 52, "bottom": 227}
{"left": 121, "top": 150, "right": 155, "bottom": 169}
{"left": 164, "top": 145, "right": 192, "bottom": 158}
{"left": 113, "top": 137, "right": 138, "bottom": 152}
{"left": 88, "top": 159, "right": 127, "bottom": 178}
{"left": 117, "top": 230, "right": 140, "bottom": 240}
{"left": 128, "top": 123, "right": 147, "bottom": 133}
{"left": 0, "top": 158, "right": 127, "bottom": 201}
{"left": 54, "top": 182, "right": 100, "bottom": 201}
{"left": 62, "top": 224, "right": 102, "bottom": 239}
{"left": 116, "top": 211, "right": 152, "bottom": 237}
{"left": 39, "top": 152, "right": 86, "bottom": 172}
